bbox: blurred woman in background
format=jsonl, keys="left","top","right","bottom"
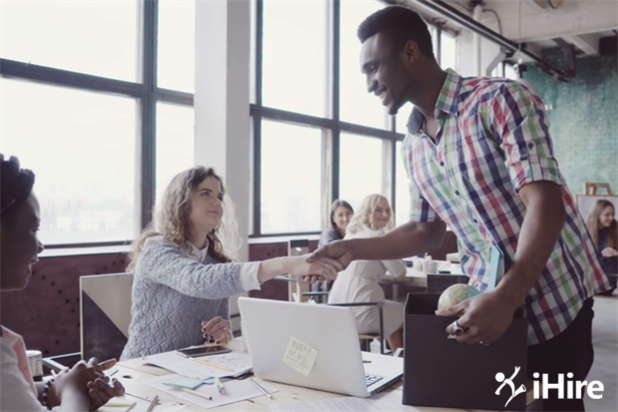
{"left": 328, "top": 194, "right": 406, "bottom": 350}
{"left": 585, "top": 199, "right": 617, "bottom": 295}
{"left": 318, "top": 200, "right": 354, "bottom": 248}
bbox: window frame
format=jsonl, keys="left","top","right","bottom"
{"left": 0, "top": 0, "right": 194, "bottom": 248}
{"left": 0, "top": 0, "right": 458, "bottom": 244}
{"left": 251, "top": 0, "right": 450, "bottom": 236}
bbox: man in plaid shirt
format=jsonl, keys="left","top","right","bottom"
{"left": 311, "top": 6, "right": 612, "bottom": 411}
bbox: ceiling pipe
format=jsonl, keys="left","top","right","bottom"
{"left": 472, "top": 4, "right": 483, "bottom": 76}
{"left": 406, "top": 0, "right": 572, "bottom": 81}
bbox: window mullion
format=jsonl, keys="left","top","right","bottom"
{"left": 139, "top": 0, "right": 158, "bottom": 230}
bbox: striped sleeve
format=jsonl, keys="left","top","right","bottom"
{"left": 489, "top": 82, "right": 563, "bottom": 192}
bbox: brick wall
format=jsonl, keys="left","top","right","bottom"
{"left": 0, "top": 253, "right": 128, "bottom": 358}
{"left": 526, "top": 48, "right": 618, "bottom": 195}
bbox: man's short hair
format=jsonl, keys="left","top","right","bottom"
{"left": 357, "top": 6, "right": 434, "bottom": 60}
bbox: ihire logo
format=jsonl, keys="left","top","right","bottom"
{"left": 495, "top": 367, "right": 604, "bottom": 408}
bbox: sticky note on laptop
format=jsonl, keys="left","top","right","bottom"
{"left": 282, "top": 336, "right": 318, "bottom": 377}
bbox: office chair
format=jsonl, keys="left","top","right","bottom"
{"left": 80, "top": 273, "right": 133, "bottom": 361}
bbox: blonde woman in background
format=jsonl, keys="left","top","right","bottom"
{"left": 121, "top": 166, "right": 342, "bottom": 360}
{"left": 328, "top": 194, "right": 406, "bottom": 350}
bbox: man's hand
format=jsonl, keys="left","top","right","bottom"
{"left": 435, "top": 288, "right": 520, "bottom": 345}
{"left": 287, "top": 255, "right": 343, "bottom": 281}
{"left": 307, "top": 240, "right": 354, "bottom": 268}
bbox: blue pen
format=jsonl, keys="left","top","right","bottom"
{"left": 215, "top": 377, "right": 226, "bottom": 395}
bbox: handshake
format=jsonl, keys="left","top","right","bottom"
{"left": 292, "top": 240, "right": 353, "bottom": 283}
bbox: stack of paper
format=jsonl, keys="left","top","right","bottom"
{"left": 143, "top": 374, "right": 277, "bottom": 409}
{"left": 269, "top": 391, "right": 420, "bottom": 412}
{"left": 144, "top": 351, "right": 252, "bottom": 379}
{"left": 97, "top": 397, "right": 185, "bottom": 412}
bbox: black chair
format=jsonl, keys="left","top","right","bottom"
{"left": 80, "top": 273, "right": 133, "bottom": 362}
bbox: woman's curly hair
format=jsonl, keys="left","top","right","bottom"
{"left": 128, "top": 166, "right": 241, "bottom": 272}
{"left": 346, "top": 194, "right": 394, "bottom": 235}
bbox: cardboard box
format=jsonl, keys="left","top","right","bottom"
{"left": 426, "top": 274, "right": 470, "bottom": 294}
{"left": 403, "top": 293, "right": 529, "bottom": 411}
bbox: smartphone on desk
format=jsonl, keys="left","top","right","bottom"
{"left": 176, "top": 345, "right": 232, "bottom": 358}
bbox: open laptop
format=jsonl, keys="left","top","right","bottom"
{"left": 238, "top": 297, "right": 403, "bottom": 398}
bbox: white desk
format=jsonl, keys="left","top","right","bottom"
{"left": 110, "top": 340, "right": 532, "bottom": 412}
{"left": 381, "top": 261, "right": 468, "bottom": 301}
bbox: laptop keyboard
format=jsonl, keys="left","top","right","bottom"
{"left": 365, "top": 374, "right": 384, "bottom": 387}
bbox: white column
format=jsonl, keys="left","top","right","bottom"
{"left": 195, "top": 0, "right": 251, "bottom": 262}
{"left": 195, "top": 0, "right": 251, "bottom": 326}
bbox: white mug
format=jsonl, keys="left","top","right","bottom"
{"left": 423, "top": 261, "right": 439, "bottom": 275}
{"left": 26, "top": 350, "right": 43, "bottom": 381}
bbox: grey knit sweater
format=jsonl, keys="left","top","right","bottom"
{"left": 120, "top": 236, "right": 250, "bottom": 360}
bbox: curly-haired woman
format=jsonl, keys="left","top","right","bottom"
{"left": 120, "top": 166, "right": 341, "bottom": 360}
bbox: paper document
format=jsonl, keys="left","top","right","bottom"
{"left": 98, "top": 397, "right": 185, "bottom": 412}
{"left": 269, "top": 391, "right": 420, "bottom": 412}
{"left": 144, "top": 351, "right": 252, "bottom": 379}
{"left": 143, "top": 374, "right": 277, "bottom": 409}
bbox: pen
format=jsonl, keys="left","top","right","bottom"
{"left": 191, "top": 358, "right": 232, "bottom": 372}
{"left": 175, "top": 351, "right": 233, "bottom": 372}
{"left": 215, "top": 377, "right": 227, "bottom": 395}
{"left": 176, "top": 386, "right": 213, "bottom": 400}
{"left": 125, "top": 393, "right": 160, "bottom": 404}
{"left": 249, "top": 378, "right": 272, "bottom": 399}
{"left": 145, "top": 395, "right": 158, "bottom": 412}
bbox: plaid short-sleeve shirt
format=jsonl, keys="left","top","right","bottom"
{"left": 402, "top": 69, "right": 612, "bottom": 345}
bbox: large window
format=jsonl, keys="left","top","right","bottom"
{"left": 252, "top": 1, "right": 453, "bottom": 235}
{"left": 0, "top": 1, "right": 195, "bottom": 246}
{"left": 339, "top": 133, "right": 386, "bottom": 209}
{"left": 1, "top": 1, "right": 138, "bottom": 82}
{"left": 155, "top": 103, "right": 195, "bottom": 203}
{"left": 0, "top": 80, "right": 137, "bottom": 245}
{"left": 157, "top": 0, "right": 195, "bottom": 93}
{"left": 339, "top": 0, "right": 388, "bottom": 130}
{"left": 262, "top": 0, "right": 327, "bottom": 117}
{"left": 440, "top": 32, "right": 457, "bottom": 71}
{"left": 260, "top": 121, "right": 323, "bottom": 233}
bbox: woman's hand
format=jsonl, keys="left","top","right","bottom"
{"left": 602, "top": 247, "right": 618, "bottom": 258}
{"left": 87, "top": 377, "right": 125, "bottom": 411}
{"left": 51, "top": 359, "right": 101, "bottom": 409}
{"left": 84, "top": 358, "right": 124, "bottom": 411}
{"left": 288, "top": 255, "right": 343, "bottom": 281}
{"left": 45, "top": 358, "right": 122, "bottom": 411}
{"left": 202, "top": 316, "right": 232, "bottom": 344}
{"left": 307, "top": 240, "right": 354, "bottom": 269}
